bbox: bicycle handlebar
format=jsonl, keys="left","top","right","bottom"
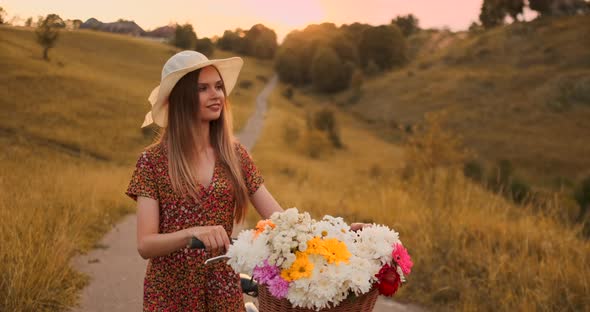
{"left": 188, "top": 237, "right": 236, "bottom": 249}
{"left": 188, "top": 237, "right": 259, "bottom": 297}
{"left": 188, "top": 237, "right": 206, "bottom": 249}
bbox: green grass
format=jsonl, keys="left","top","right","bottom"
{"left": 0, "top": 25, "right": 274, "bottom": 311}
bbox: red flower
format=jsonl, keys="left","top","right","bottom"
{"left": 375, "top": 264, "right": 401, "bottom": 296}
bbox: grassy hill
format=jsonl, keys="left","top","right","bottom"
{"left": 1, "top": 20, "right": 589, "bottom": 312}
{"left": 335, "top": 15, "right": 590, "bottom": 189}
{"left": 251, "top": 80, "right": 589, "bottom": 311}
{"left": 0, "top": 26, "right": 274, "bottom": 311}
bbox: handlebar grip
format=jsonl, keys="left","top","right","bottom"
{"left": 188, "top": 237, "right": 206, "bottom": 249}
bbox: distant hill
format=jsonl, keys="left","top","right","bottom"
{"left": 145, "top": 25, "right": 176, "bottom": 39}
{"left": 80, "top": 18, "right": 146, "bottom": 36}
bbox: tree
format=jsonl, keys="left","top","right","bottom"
{"left": 479, "top": 0, "right": 506, "bottom": 28}
{"left": 172, "top": 23, "right": 197, "bottom": 50}
{"left": 392, "top": 14, "right": 420, "bottom": 37}
{"left": 530, "top": 0, "right": 588, "bottom": 16}
{"left": 310, "top": 46, "right": 353, "bottom": 92}
{"left": 529, "top": 0, "right": 551, "bottom": 15}
{"left": 71, "top": 19, "right": 82, "bottom": 29}
{"left": 36, "top": 14, "right": 64, "bottom": 61}
{"left": 340, "top": 22, "right": 372, "bottom": 44}
{"left": 241, "top": 24, "right": 278, "bottom": 59}
{"left": 504, "top": 0, "right": 525, "bottom": 21}
{"left": 359, "top": 25, "right": 406, "bottom": 71}
{"left": 195, "top": 37, "right": 214, "bottom": 57}
{"left": 327, "top": 32, "right": 359, "bottom": 65}
{"left": 217, "top": 29, "right": 244, "bottom": 52}
{"left": 479, "top": 0, "right": 525, "bottom": 28}
{"left": 0, "top": 7, "right": 6, "bottom": 25}
{"left": 274, "top": 31, "right": 309, "bottom": 85}
{"left": 25, "top": 17, "right": 33, "bottom": 27}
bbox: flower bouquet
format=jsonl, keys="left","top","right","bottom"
{"left": 227, "top": 208, "right": 413, "bottom": 311}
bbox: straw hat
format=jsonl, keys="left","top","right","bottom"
{"left": 141, "top": 50, "right": 243, "bottom": 128}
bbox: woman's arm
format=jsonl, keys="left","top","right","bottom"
{"left": 136, "top": 196, "right": 230, "bottom": 259}
{"left": 250, "top": 184, "right": 283, "bottom": 219}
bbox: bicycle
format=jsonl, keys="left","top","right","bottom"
{"left": 189, "top": 237, "right": 260, "bottom": 312}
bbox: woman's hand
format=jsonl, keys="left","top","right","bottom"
{"left": 350, "top": 222, "right": 372, "bottom": 231}
{"left": 184, "top": 225, "right": 230, "bottom": 253}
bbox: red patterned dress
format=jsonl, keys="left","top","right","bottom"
{"left": 126, "top": 141, "right": 263, "bottom": 311}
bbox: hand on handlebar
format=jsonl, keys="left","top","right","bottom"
{"left": 185, "top": 225, "right": 230, "bottom": 253}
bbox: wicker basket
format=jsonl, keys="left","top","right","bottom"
{"left": 258, "top": 285, "right": 379, "bottom": 312}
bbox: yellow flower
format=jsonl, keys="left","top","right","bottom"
{"left": 281, "top": 252, "right": 314, "bottom": 281}
{"left": 321, "top": 238, "right": 351, "bottom": 265}
{"left": 306, "top": 237, "right": 329, "bottom": 256}
{"left": 305, "top": 237, "right": 351, "bottom": 265}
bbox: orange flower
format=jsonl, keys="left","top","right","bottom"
{"left": 254, "top": 219, "right": 275, "bottom": 238}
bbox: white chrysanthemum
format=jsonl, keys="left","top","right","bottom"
{"left": 227, "top": 230, "right": 270, "bottom": 273}
{"left": 355, "top": 224, "right": 400, "bottom": 264}
{"left": 281, "top": 254, "right": 351, "bottom": 311}
{"left": 266, "top": 207, "right": 314, "bottom": 269}
{"left": 312, "top": 216, "right": 353, "bottom": 241}
{"left": 346, "top": 256, "right": 380, "bottom": 295}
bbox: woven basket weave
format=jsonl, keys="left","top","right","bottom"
{"left": 258, "top": 286, "right": 379, "bottom": 312}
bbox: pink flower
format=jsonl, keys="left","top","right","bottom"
{"left": 392, "top": 243, "right": 413, "bottom": 275}
{"left": 252, "top": 260, "right": 280, "bottom": 285}
{"left": 375, "top": 264, "right": 401, "bottom": 296}
{"left": 267, "top": 275, "right": 290, "bottom": 299}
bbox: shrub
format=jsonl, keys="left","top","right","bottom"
{"left": 282, "top": 87, "right": 294, "bottom": 99}
{"left": 509, "top": 177, "right": 532, "bottom": 204}
{"left": 239, "top": 80, "right": 253, "bottom": 89}
{"left": 313, "top": 108, "right": 343, "bottom": 148}
{"left": 195, "top": 37, "right": 214, "bottom": 57}
{"left": 299, "top": 129, "right": 332, "bottom": 159}
{"left": 464, "top": 160, "right": 485, "bottom": 182}
{"left": 404, "top": 111, "right": 469, "bottom": 175}
{"left": 574, "top": 176, "right": 590, "bottom": 221}
{"left": 283, "top": 124, "right": 300, "bottom": 145}
{"left": 487, "top": 159, "right": 513, "bottom": 192}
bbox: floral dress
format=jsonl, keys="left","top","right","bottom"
{"left": 125, "top": 141, "right": 264, "bottom": 311}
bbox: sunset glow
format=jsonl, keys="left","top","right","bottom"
{"left": 3, "top": 0, "right": 511, "bottom": 42}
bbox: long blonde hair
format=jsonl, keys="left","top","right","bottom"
{"left": 155, "top": 67, "right": 249, "bottom": 223}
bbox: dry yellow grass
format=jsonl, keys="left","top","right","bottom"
{"left": 0, "top": 26, "right": 274, "bottom": 311}
{"left": 249, "top": 84, "right": 590, "bottom": 311}
{"left": 335, "top": 15, "right": 590, "bottom": 189}
{"left": 0, "top": 137, "right": 132, "bottom": 311}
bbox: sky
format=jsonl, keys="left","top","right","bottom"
{"left": 2, "top": 0, "right": 527, "bottom": 42}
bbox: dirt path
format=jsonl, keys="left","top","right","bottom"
{"left": 70, "top": 75, "right": 424, "bottom": 312}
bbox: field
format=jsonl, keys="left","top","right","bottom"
{"left": 0, "top": 26, "right": 273, "bottom": 311}
{"left": 1, "top": 19, "right": 589, "bottom": 311}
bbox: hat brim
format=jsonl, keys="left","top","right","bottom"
{"left": 142, "top": 56, "right": 243, "bottom": 128}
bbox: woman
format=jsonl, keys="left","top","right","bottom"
{"left": 126, "top": 50, "right": 283, "bottom": 311}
